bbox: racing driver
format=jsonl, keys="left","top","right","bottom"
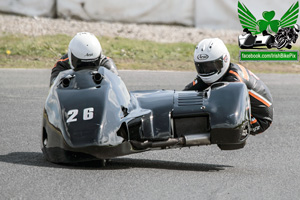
{"left": 50, "top": 32, "right": 118, "bottom": 85}
{"left": 184, "top": 38, "right": 273, "bottom": 135}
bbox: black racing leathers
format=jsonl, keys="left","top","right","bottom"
{"left": 184, "top": 63, "right": 273, "bottom": 135}
{"left": 50, "top": 53, "right": 118, "bottom": 85}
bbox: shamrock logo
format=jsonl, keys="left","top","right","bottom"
{"left": 257, "top": 11, "right": 280, "bottom": 33}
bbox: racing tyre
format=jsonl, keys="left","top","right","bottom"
{"left": 277, "top": 38, "right": 287, "bottom": 49}
{"left": 218, "top": 141, "right": 246, "bottom": 150}
{"left": 266, "top": 43, "right": 272, "bottom": 49}
{"left": 266, "top": 36, "right": 275, "bottom": 49}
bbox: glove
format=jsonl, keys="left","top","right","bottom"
{"left": 250, "top": 117, "right": 261, "bottom": 135}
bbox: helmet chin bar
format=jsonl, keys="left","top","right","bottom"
{"left": 198, "top": 71, "right": 218, "bottom": 77}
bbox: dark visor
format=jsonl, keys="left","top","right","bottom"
{"left": 195, "top": 55, "right": 224, "bottom": 76}
{"left": 71, "top": 53, "right": 101, "bottom": 69}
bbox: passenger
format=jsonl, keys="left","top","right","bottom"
{"left": 184, "top": 38, "right": 273, "bottom": 135}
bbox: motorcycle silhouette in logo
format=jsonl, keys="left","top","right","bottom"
{"left": 275, "top": 25, "right": 300, "bottom": 49}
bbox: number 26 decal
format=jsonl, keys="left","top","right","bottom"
{"left": 66, "top": 107, "right": 94, "bottom": 123}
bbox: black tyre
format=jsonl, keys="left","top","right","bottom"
{"left": 266, "top": 36, "right": 275, "bottom": 49}
{"left": 218, "top": 141, "right": 246, "bottom": 150}
{"left": 267, "top": 43, "right": 272, "bottom": 49}
{"left": 277, "top": 38, "right": 287, "bottom": 49}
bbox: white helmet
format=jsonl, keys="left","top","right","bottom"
{"left": 194, "top": 38, "right": 230, "bottom": 84}
{"left": 68, "top": 32, "right": 102, "bottom": 69}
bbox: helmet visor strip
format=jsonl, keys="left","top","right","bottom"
{"left": 71, "top": 53, "right": 101, "bottom": 69}
{"left": 195, "top": 55, "right": 224, "bottom": 76}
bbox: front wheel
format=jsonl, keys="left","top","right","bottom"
{"left": 277, "top": 38, "right": 287, "bottom": 49}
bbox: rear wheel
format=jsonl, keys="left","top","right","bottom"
{"left": 218, "top": 141, "right": 246, "bottom": 150}
{"left": 266, "top": 36, "right": 275, "bottom": 49}
{"left": 41, "top": 128, "right": 51, "bottom": 161}
{"left": 218, "top": 121, "right": 249, "bottom": 151}
{"left": 266, "top": 43, "right": 272, "bottom": 49}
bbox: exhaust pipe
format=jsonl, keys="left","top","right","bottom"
{"left": 184, "top": 133, "right": 210, "bottom": 146}
{"left": 61, "top": 75, "right": 75, "bottom": 87}
{"left": 130, "top": 133, "right": 210, "bottom": 150}
{"left": 92, "top": 72, "right": 103, "bottom": 84}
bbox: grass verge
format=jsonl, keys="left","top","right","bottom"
{"left": 1, "top": 33, "right": 300, "bottom": 73}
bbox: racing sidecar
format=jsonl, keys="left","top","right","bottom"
{"left": 42, "top": 67, "right": 251, "bottom": 163}
{"left": 238, "top": 29, "right": 275, "bottom": 49}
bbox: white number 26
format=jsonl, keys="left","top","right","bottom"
{"left": 66, "top": 107, "right": 94, "bottom": 123}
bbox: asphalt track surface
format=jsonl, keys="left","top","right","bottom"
{"left": 0, "top": 69, "right": 299, "bottom": 200}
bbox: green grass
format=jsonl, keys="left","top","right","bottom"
{"left": 1, "top": 33, "right": 300, "bottom": 73}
